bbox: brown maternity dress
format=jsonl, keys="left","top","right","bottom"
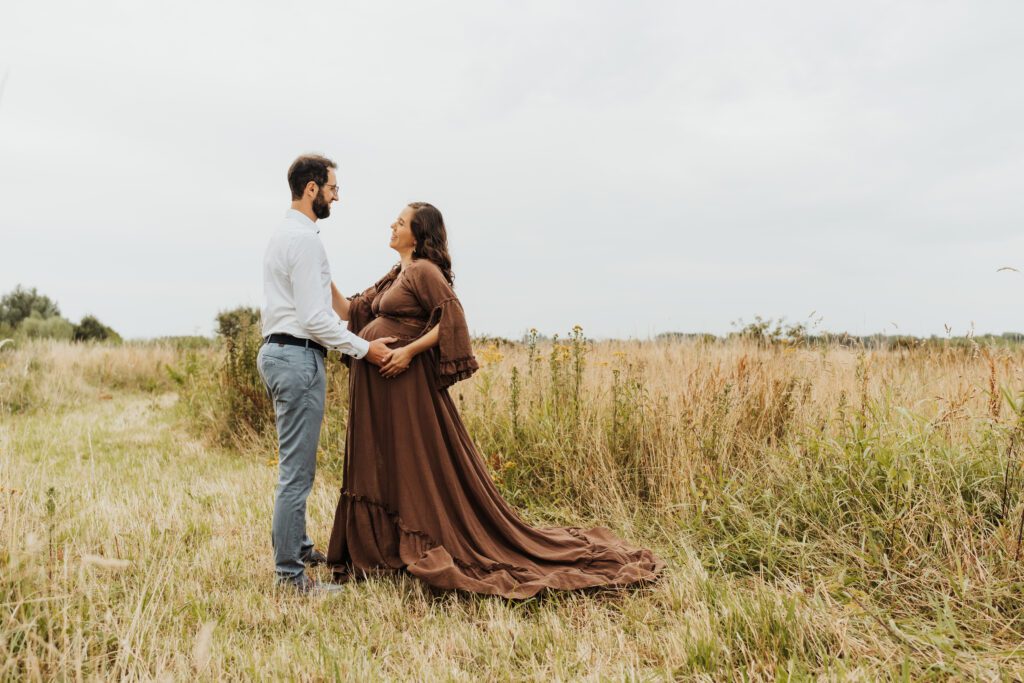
{"left": 326, "top": 259, "right": 664, "bottom": 598}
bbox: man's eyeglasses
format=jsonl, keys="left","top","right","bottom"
{"left": 322, "top": 184, "right": 339, "bottom": 195}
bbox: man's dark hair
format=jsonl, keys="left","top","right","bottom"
{"left": 287, "top": 154, "right": 336, "bottom": 200}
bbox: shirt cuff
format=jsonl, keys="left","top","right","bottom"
{"left": 349, "top": 335, "right": 371, "bottom": 359}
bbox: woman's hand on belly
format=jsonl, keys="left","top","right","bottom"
{"left": 380, "top": 346, "right": 414, "bottom": 378}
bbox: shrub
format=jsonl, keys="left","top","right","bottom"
{"left": 0, "top": 285, "right": 60, "bottom": 327}
{"left": 214, "top": 307, "right": 272, "bottom": 441}
{"left": 17, "top": 313, "right": 74, "bottom": 341}
{"left": 73, "top": 315, "right": 122, "bottom": 343}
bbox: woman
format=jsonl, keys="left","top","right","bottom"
{"left": 326, "top": 202, "right": 664, "bottom": 598}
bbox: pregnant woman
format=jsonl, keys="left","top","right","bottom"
{"left": 326, "top": 202, "right": 664, "bottom": 598}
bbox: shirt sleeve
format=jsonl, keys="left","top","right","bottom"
{"left": 289, "top": 234, "right": 370, "bottom": 359}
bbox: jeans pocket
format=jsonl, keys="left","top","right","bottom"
{"left": 259, "top": 349, "right": 292, "bottom": 394}
{"left": 305, "top": 352, "right": 321, "bottom": 390}
{"left": 262, "top": 349, "right": 292, "bottom": 363}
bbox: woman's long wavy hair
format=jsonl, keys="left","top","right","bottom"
{"left": 408, "top": 202, "right": 454, "bottom": 285}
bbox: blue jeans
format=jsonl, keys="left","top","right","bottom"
{"left": 257, "top": 342, "right": 326, "bottom": 582}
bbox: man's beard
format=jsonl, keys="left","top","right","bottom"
{"left": 313, "top": 191, "right": 331, "bottom": 219}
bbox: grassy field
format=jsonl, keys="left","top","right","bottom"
{"left": 2, "top": 335, "right": 1024, "bottom": 680}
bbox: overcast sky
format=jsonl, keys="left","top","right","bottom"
{"left": 1, "top": 1, "right": 1022, "bottom": 340}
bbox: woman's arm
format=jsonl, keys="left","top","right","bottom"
{"left": 380, "top": 324, "right": 438, "bottom": 378}
{"left": 330, "top": 281, "right": 351, "bottom": 320}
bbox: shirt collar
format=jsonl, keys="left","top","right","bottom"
{"left": 285, "top": 208, "right": 319, "bottom": 234}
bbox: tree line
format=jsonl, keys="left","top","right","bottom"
{"left": 0, "top": 285, "right": 120, "bottom": 343}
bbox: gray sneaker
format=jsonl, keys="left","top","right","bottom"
{"left": 278, "top": 574, "right": 344, "bottom": 595}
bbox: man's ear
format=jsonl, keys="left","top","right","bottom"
{"left": 306, "top": 181, "right": 317, "bottom": 197}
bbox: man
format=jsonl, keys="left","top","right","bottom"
{"left": 258, "top": 153, "right": 394, "bottom": 594}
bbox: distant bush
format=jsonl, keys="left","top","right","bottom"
{"left": 73, "top": 314, "right": 122, "bottom": 343}
{"left": 0, "top": 285, "right": 60, "bottom": 328}
{"left": 17, "top": 313, "right": 74, "bottom": 341}
{"left": 0, "top": 287, "right": 122, "bottom": 344}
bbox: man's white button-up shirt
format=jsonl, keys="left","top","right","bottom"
{"left": 260, "top": 209, "right": 370, "bottom": 358}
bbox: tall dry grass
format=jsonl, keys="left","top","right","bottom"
{"left": 0, "top": 339, "right": 190, "bottom": 414}
{"left": 3, "top": 334, "right": 1024, "bottom": 678}
{"left": 458, "top": 336, "right": 1024, "bottom": 641}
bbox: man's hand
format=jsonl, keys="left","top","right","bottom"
{"left": 364, "top": 337, "right": 397, "bottom": 366}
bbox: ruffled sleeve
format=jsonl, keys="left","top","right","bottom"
{"left": 405, "top": 260, "right": 479, "bottom": 388}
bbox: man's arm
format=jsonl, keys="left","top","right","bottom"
{"left": 330, "top": 281, "right": 351, "bottom": 320}
{"left": 330, "top": 281, "right": 394, "bottom": 365}
{"left": 290, "top": 235, "right": 370, "bottom": 358}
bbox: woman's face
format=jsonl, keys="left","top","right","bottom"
{"left": 390, "top": 206, "right": 417, "bottom": 253}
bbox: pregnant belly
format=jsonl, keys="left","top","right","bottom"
{"left": 359, "top": 316, "right": 425, "bottom": 343}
